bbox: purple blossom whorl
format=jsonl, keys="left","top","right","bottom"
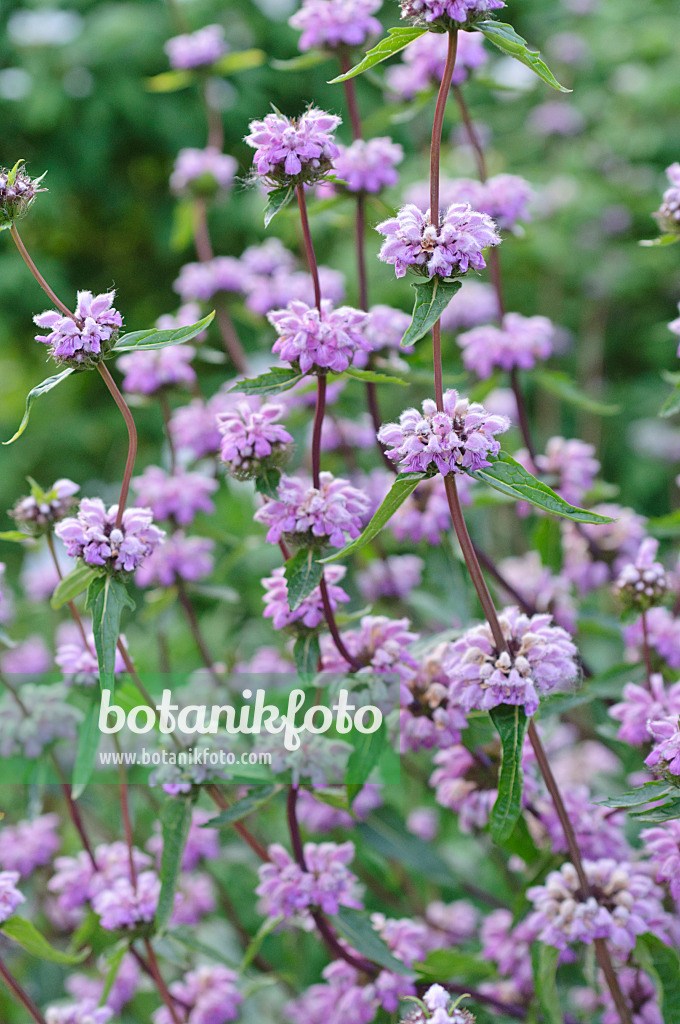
{"left": 55, "top": 498, "right": 165, "bottom": 573}
{"left": 245, "top": 108, "right": 341, "bottom": 187}
{"left": 268, "top": 300, "right": 371, "bottom": 374}
{"left": 218, "top": 400, "right": 293, "bottom": 479}
{"left": 253, "top": 472, "right": 370, "bottom": 548}
{"left": 34, "top": 290, "right": 122, "bottom": 367}
{"left": 400, "top": 0, "right": 504, "bottom": 29}
{"left": 377, "top": 203, "right": 500, "bottom": 280}
{"left": 289, "top": 0, "right": 382, "bottom": 52}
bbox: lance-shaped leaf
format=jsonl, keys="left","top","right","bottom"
{"left": 71, "top": 700, "right": 102, "bottom": 800}
{"left": 477, "top": 21, "right": 570, "bottom": 92}
{"left": 230, "top": 366, "right": 305, "bottom": 397}
{"left": 321, "top": 472, "right": 427, "bottom": 563}
{"left": 285, "top": 547, "right": 323, "bottom": 611}
{"left": 636, "top": 934, "right": 680, "bottom": 1021}
{"left": 156, "top": 795, "right": 195, "bottom": 936}
{"left": 531, "top": 944, "right": 563, "bottom": 1024}
{"left": 204, "top": 786, "right": 278, "bottom": 827}
{"left": 333, "top": 908, "right": 412, "bottom": 975}
{"left": 293, "top": 633, "right": 320, "bottom": 681}
{"left": 329, "top": 26, "right": 426, "bottom": 83}
{"left": 255, "top": 467, "right": 281, "bottom": 501}
{"left": 0, "top": 530, "right": 31, "bottom": 543}
{"left": 401, "top": 278, "right": 462, "bottom": 348}
{"left": 86, "top": 575, "right": 135, "bottom": 696}
{"left": 489, "top": 704, "right": 529, "bottom": 844}
{"left": 343, "top": 367, "right": 407, "bottom": 385}
{"left": 534, "top": 369, "right": 620, "bottom": 416}
{"left": 4, "top": 368, "right": 75, "bottom": 445}
{"left": 51, "top": 563, "right": 101, "bottom": 610}
{"left": 1, "top": 917, "right": 88, "bottom": 964}
{"left": 470, "top": 451, "right": 616, "bottom": 524}
{"left": 213, "top": 49, "right": 266, "bottom": 76}
{"left": 640, "top": 233, "right": 680, "bottom": 247}
{"left": 112, "top": 312, "right": 215, "bottom": 353}
{"left": 264, "top": 184, "right": 296, "bottom": 228}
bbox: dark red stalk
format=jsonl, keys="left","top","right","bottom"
{"left": 296, "top": 184, "right": 322, "bottom": 311}
{"left": 97, "top": 362, "right": 138, "bottom": 528}
{"left": 176, "top": 580, "right": 224, "bottom": 687}
{"left": 10, "top": 223, "right": 74, "bottom": 318}
{"left": 0, "top": 956, "right": 48, "bottom": 1024}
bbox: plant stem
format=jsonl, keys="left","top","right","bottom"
{"left": 46, "top": 532, "right": 91, "bottom": 647}
{"left": 116, "top": 744, "right": 138, "bottom": 886}
{"left": 176, "top": 579, "right": 223, "bottom": 686}
{"left": 641, "top": 609, "right": 653, "bottom": 688}
{"left": 430, "top": 29, "right": 458, "bottom": 223}
{"left": 296, "top": 184, "right": 322, "bottom": 311}
{"left": 10, "top": 223, "right": 74, "bottom": 318}
{"left": 0, "top": 955, "right": 48, "bottom": 1024}
{"left": 97, "top": 362, "right": 138, "bottom": 528}
{"left": 144, "top": 938, "right": 183, "bottom": 1024}
{"left": 311, "top": 375, "right": 326, "bottom": 488}
{"left": 339, "top": 48, "right": 362, "bottom": 142}
{"left": 158, "top": 390, "right": 177, "bottom": 473}
{"left": 192, "top": 201, "right": 247, "bottom": 371}
{"left": 206, "top": 784, "right": 271, "bottom": 861}
{"left": 203, "top": 79, "right": 224, "bottom": 150}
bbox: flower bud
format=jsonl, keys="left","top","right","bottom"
{"left": 0, "top": 161, "right": 46, "bottom": 228}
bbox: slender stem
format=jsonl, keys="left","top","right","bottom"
{"left": 641, "top": 610, "right": 653, "bottom": 688}
{"left": 46, "top": 532, "right": 91, "bottom": 647}
{"left": 430, "top": 29, "right": 458, "bottom": 224}
{"left": 453, "top": 86, "right": 487, "bottom": 180}
{"left": 0, "top": 955, "right": 48, "bottom": 1024}
{"left": 319, "top": 575, "right": 363, "bottom": 672}
{"left": 433, "top": 321, "right": 445, "bottom": 411}
{"left": 472, "top": 542, "right": 535, "bottom": 616}
{"left": 176, "top": 580, "right": 223, "bottom": 686}
{"left": 202, "top": 80, "right": 224, "bottom": 150}
{"left": 56, "top": 773, "right": 97, "bottom": 867}
{"left": 193, "top": 199, "right": 214, "bottom": 261}
{"left": 97, "top": 362, "right": 138, "bottom": 528}
{"left": 206, "top": 784, "right": 271, "bottom": 861}
{"left": 192, "top": 200, "right": 248, "bottom": 372}
{"left": 116, "top": 746, "right": 138, "bottom": 886}
{"left": 144, "top": 939, "right": 183, "bottom": 1024}
{"left": 339, "top": 49, "right": 362, "bottom": 141}
{"left": 311, "top": 375, "right": 327, "bottom": 488}
{"left": 158, "top": 390, "right": 177, "bottom": 474}
{"left": 296, "top": 184, "right": 322, "bottom": 311}
{"left": 10, "top": 223, "right": 74, "bottom": 318}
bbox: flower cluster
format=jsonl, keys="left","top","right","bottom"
{"left": 0, "top": 162, "right": 45, "bottom": 225}
{"left": 170, "top": 147, "right": 238, "bottom": 198}
{"left": 245, "top": 108, "right": 341, "bottom": 187}
{"left": 615, "top": 537, "right": 667, "bottom": 610}
{"left": 174, "top": 258, "right": 242, "bottom": 302}
{"left": 378, "top": 389, "right": 509, "bottom": 475}
{"left": 402, "top": 985, "right": 476, "bottom": 1024}
{"left": 458, "top": 313, "right": 554, "bottom": 379}
{"left": 333, "top": 137, "right": 404, "bottom": 194}
{"left": 377, "top": 203, "right": 501, "bottom": 279}
{"left": 117, "top": 345, "right": 196, "bottom": 396}
{"left": 0, "top": 683, "right": 80, "bottom": 758}
{"left": 268, "top": 300, "right": 370, "bottom": 374}
{"left": 10, "top": 478, "right": 79, "bottom": 535}
{"left": 164, "top": 25, "right": 227, "bottom": 70}
{"left": 218, "top": 400, "right": 293, "bottom": 478}
{"left": 55, "top": 498, "right": 165, "bottom": 572}
{"left": 0, "top": 871, "right": 25, "bottom": 924}
{"left": 256, "top": 841, "right": 362, "bottom": 919}
{"left": 610, "top": 673, "right": 680, "bottom": 745}
{"left": 45, "top": 1000, "right": 113, "bottom": 1024}
{"left": 289, "top": 0, "right": 382, "bottom": 52}
{"left": 132, "top": 466, "right": 218, "bottom": 526}
{"left": 399, "top": 0, "right": 505, "bottom": 29}
{"left": 645, "top": 716, "right": 680, "bottom": 777}
{"left": 654, "top": 162, "right": 680, "bottom": 234}
{"left": 34, "top": 290, "right": 122, "bottom": 367}
{"left": 152, "top": 966, "right": 242, "bottom": 1024}
{"left": 136, "top": 532, "right": 215, "bottom": 587}
{"left": 262, "top": 565, "right": 350, "bottom": 631}
{"left": 386, "top": 31, "right": 487, "bottom": 99}
{"left": 254, "top": 472, "right": 369, "bottom": 548}
{"left": 0, "top": 814, "right": 60, "bottom": 877}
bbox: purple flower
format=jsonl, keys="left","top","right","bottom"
{"left": 403, "top": 984, "right": 475, "bottom": 1024}
{"left": 623, "top": 607, "right": 680, "bottom": 670}
{"left": 135, "top": 532, "right": 214, "bottom": 587}
{"left": 268, "top": 299, "right": 370, "bottom": 374}
{"left": 458, "top": 313, "right": 554, "bottom": 379}
{"left": 0, "top": 162, "right": 46, "bottom": 225}
{"left": 10, "top": 478, "right": 79, "bottom": 536}
{"left": 290, "top": 0, "right": 382, "bottom": 51}
{"left": 641, "top": 819, "right": 680, "bottom": 902}
{"left": 66, "top": 954, "right": 140, "bottom": 1015}
{"left": 385, "top": 30, "right": 487, "bottom": 99}
{"left": 34, "top": 290, "right": 122, "bottom": 366}
{"left": 55, "top": 622, "right": 127, "bottom": 684}
{"left": 517, "top": 436, "right": 599, "bottom": 509}
{"left": 377, "top": 203, "right": 500, "bottom": 279}
{"left": 406, "top": 808, "right": 439, "bottom": 841}
{"left": 378, "top": 389, "right": 509, "bottom": 475}
{"left": 296, "top": 785, "right": 382, "bottom": 832}
{"left": 169, "top": 392, "right": 233, "bottom": 461}
{"left": 132, "top": 466, "right": 218, "bottom": 525}
{"left": 241, "top": 238, "right": 297, "bottom": 278}
{"left": 171, "top": 872, "right": 216, "bottom": 926}
{"left": 1, "top": 634, "right": 52, "bottom": 676}
{"left": 400, "top": 640, "right": 467, "bottom": 753}
{"left": 256, "top": 841, "right": 362, "bottom": 919}
{"left": 498, "top": 552, "right": 577, "bottom": 632}
{"left": 426, "top": 175, "right": 533, "bottom": 233}
{"left": 654, "top": 162, "right": 680, "bottom": 235}
{"left": 91, "top": 870, "right": 160, "bottom": 931}
{"left": 152, "top": 966, "right": 242, "bottom": 1024}
{"left": 170, "top": 147, "right": 238, "bottom": 198}
{"left": 117, "top": 344, "right": 196, "bottom": 396}
{"left": 55, "top": 498, "right": 165, "bottom": 573}
{"left": 399, "top": 0, "right": 505, "bottom": 28}
{"left": 363, "top": 304, "right": 412, "bottom": 354}
{"left": 174, "top": 258, "right": 242, "bottom": 302}
{"left": 390, "top": 474, "right": 471, "bottom": 545}
{"left": 615, "top": 537, "right": 667, "bottom": 609}
{"left": 245, "top": 108, "right": 341, "bottom": 187}
{"left": 319, "top": 414, "right": 375, "bottom": 452}
{"left": 0, "top": 871, "right": 25, "bottom": 924}
{"left": 645, "top": 716, "right": 680, "bottom": 776}
{"left": 0, "top": 813, "right": 61, "bottom": 878}
{"left": 333, "top": 137, "right": 403, "bottom": 194}
{"left": 534, "top": 785, "right": 629, "bottom": 861}
{"left": 430, "top": 744, "right": 497, "bottom": 831}
{"left": 254, "top": 472, "right": 370, "bottom": 547}
{"left": 610, "top": 674, "right": 680, "bottom": 746}
{"left": 320, "top": 614, "right": 419, "bottom": 681}
{"left": 45, "top": 1001, "right": 113, "bottom": 1024}
{"left": 218, "top": 399, "right": 293, "bottom": 478}
{"left": 527, "top": 101, "right": 586, "bottom": 137}
{"left": 439, "top": 279, "right": 498, "bottom": 331}
{"left": 561, "top": 503, "right": 647, "bottom": 594}
{"left": 479, "top": 909, "right": 534, "bottom": 1000}
{"left": 357, "top": 554, "right": 424, "bottom": 602}
{"left": 164, "top": 25, "right": 228, "bottom": 70}
{"left": 524, "top": 859, "right": 668, "bottom": 955}
{"left": 444, "top": 606, "right": 580, "bottom": 715}
{"left": 263, "top": 565, "right": 349, "bottom": 631}
{"left": 245, "top": 264, "right": 346, "bottom": 317}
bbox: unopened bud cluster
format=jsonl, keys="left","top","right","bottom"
{"left": 10, "top": 478, "right": 79, "bottom": 536}
{"left": 614, "top": 538, "right": 667, "bottom": 611}
{"left": 0, "top": 162, "right": 45, "bottom": 227}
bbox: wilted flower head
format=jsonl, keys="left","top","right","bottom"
{"left": 0, "top": 871, "right": 25, "bottom": 924}
{"left": 132, "top": 466, "right": 218, "bottom": 526}
{"left": 458, "top": 313, "right": 554, "bottom": 379}
{"left": 117, "top": 344, "right": 196, "bottom": 396}
{"left": 378, "top": 389, "right": 509, "bottom": 475}
{"left": 55, "top": 498, "right": 165, "bottom": 572}
{"left": 136, "top": 532, "right": 215, "bottom": 588}
{"left": 254, "top": 472, "right": 369, "bottom": 548}
{"left": 615, "top": 537, "right": 667, "bottom": 610}
{"left": 10, "top": 478, "right": 79, "bottom": 535}
{"left": 0, "top": 161, "right": 46, "bottom": 226}
{"left": 334, "top": 137, "right": 404, "bottom": 194}
{"left": 170, "top": 147, "right": 238, "bottom": 199}
{"left": 386, "top": 30, "right": 487, "bottom": 99}
{"left": 399, "top": 0, "right": 504, "bottom": 29}
{"left": 290, "top": 0, "right": 382, "bottom": 51}
{"left": 164, "top": 24, "right": 228, "bottom": 70}
{"left": 245, "top": 108, "right": 341, "bottom": 187}
{"left": 218, "top": 399, "right": 293, "bottom": 479}
{"left": 152, "top": 966, "right": 242, "bottom": 1024}
{"left": 256, "top": 841, "right": 362, "bottom": 919}
{"left": 268, "top": 299, "right": 370, "bottom": 374}
{"left": 444, "top": 606, "right": 580, "bottom": 715}
{"left": 377, "top": 203, "right": 500, "bottom": 279}
{"left": 654, "top": 162, "right": 680, "bottom": 235}
{"left": 34, "top": 291, "right": 122, "bottom": 367}
{"left": 262, "top": 564, "right": 349, "bottom": 631}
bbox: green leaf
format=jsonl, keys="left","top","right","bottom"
{"left": 254, "top": 467, "right": 281, "bottom": 501}
{"left": 356, "top": 806, "right": 457, "bottom": 889}
{"left": 343, "top": 367, "right": 407, "bottom": 385}
{"left": 598, "top": 782, "right": 672, "bottom": 808}
{"left": 1, "top": 917, "right": 88, "bottom": 964}
{"left": 4, "top": 368, "right": 75, "bottom": 445}
{"left": 230, "top": 366, "right": 304, "bottom": 397}
{"left": 204, "top": 786, "right": 278, "bottom": 826}
{"left": 648, "top": 509, "right": 680, "bottom": 539}
{"left": 167, "top": 926, "right": 239, "bottom": 968}
{"left": 100, "top": 944, "right": 128, "bottom": 1006}
{"left": 489, "top": 704, "right": 529, "bottom": 844}
{"left": 0, "top": 530, "right": 30, "bottom": 543}
{"left": 285, "top": 548, "right": 323, "bottom": 611}
{"left": 640, "top": 233, "right": 680, "bottom": 247}
{"left": 293, "top": 633, "right": 320, "bottom": 682}
{"left": 156, "top": 795, "right": 195, "bottom": 936}
{"left": 51, "top": 563, "right": 101, "bottom": 610}
{"left": 321, "top": 472, "right": 427, "bottom": 563}
{"left": 471, "top": 451, "right": 616, "bottom": 524}
{"left": 401, "top": 278, "right": 462, "bottom": 348}
{"left": 86, "top": 575, "right": 135, "bottom": 696}
{"left": 271, "top": 51, "right": 330, "bottom": 72}
{"left": 213, "top": 49, "right": 266, "bottom": 76}
{"left": 659, "top": 380, "right": 680, "bottom": 418}
{"left": 264, "top": 184, "right": 296, "bottom": 228}
{"left": 71, "top": 700, "right": 102, "bottom": 800}
{"left": 477, "top": 21, "right": 570, "bottom": 92}
{"left": 346, "top": 721, "right": 385, "bottom": 801}
{"left": 534, "top": 370, "right": 620, "bottom": 416}
{"left": 113, "top": 312, "right": 214, "bottom": 353}
{"left": 328, "top": 26, "right": 426, "bottom": 83}
{"left": 241, "top": 914, "right": 283, "bottom": 971}
{"left": 631, "top": 798, "right": 680, "bottom": 823}
{"left": 636, "top": 934, "right": 680, "bottom": 1021}
{"left": 333, "top": 907, "right": 412, "bottom": 975}
{"left": 531, "top": 943, "right": 563, "bottom": 1024}
{"left": 146, "top": 69, "right": 193, "bottom": 92}
{"left": 414, "top": 949, "right": 495, "bottom": 983}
